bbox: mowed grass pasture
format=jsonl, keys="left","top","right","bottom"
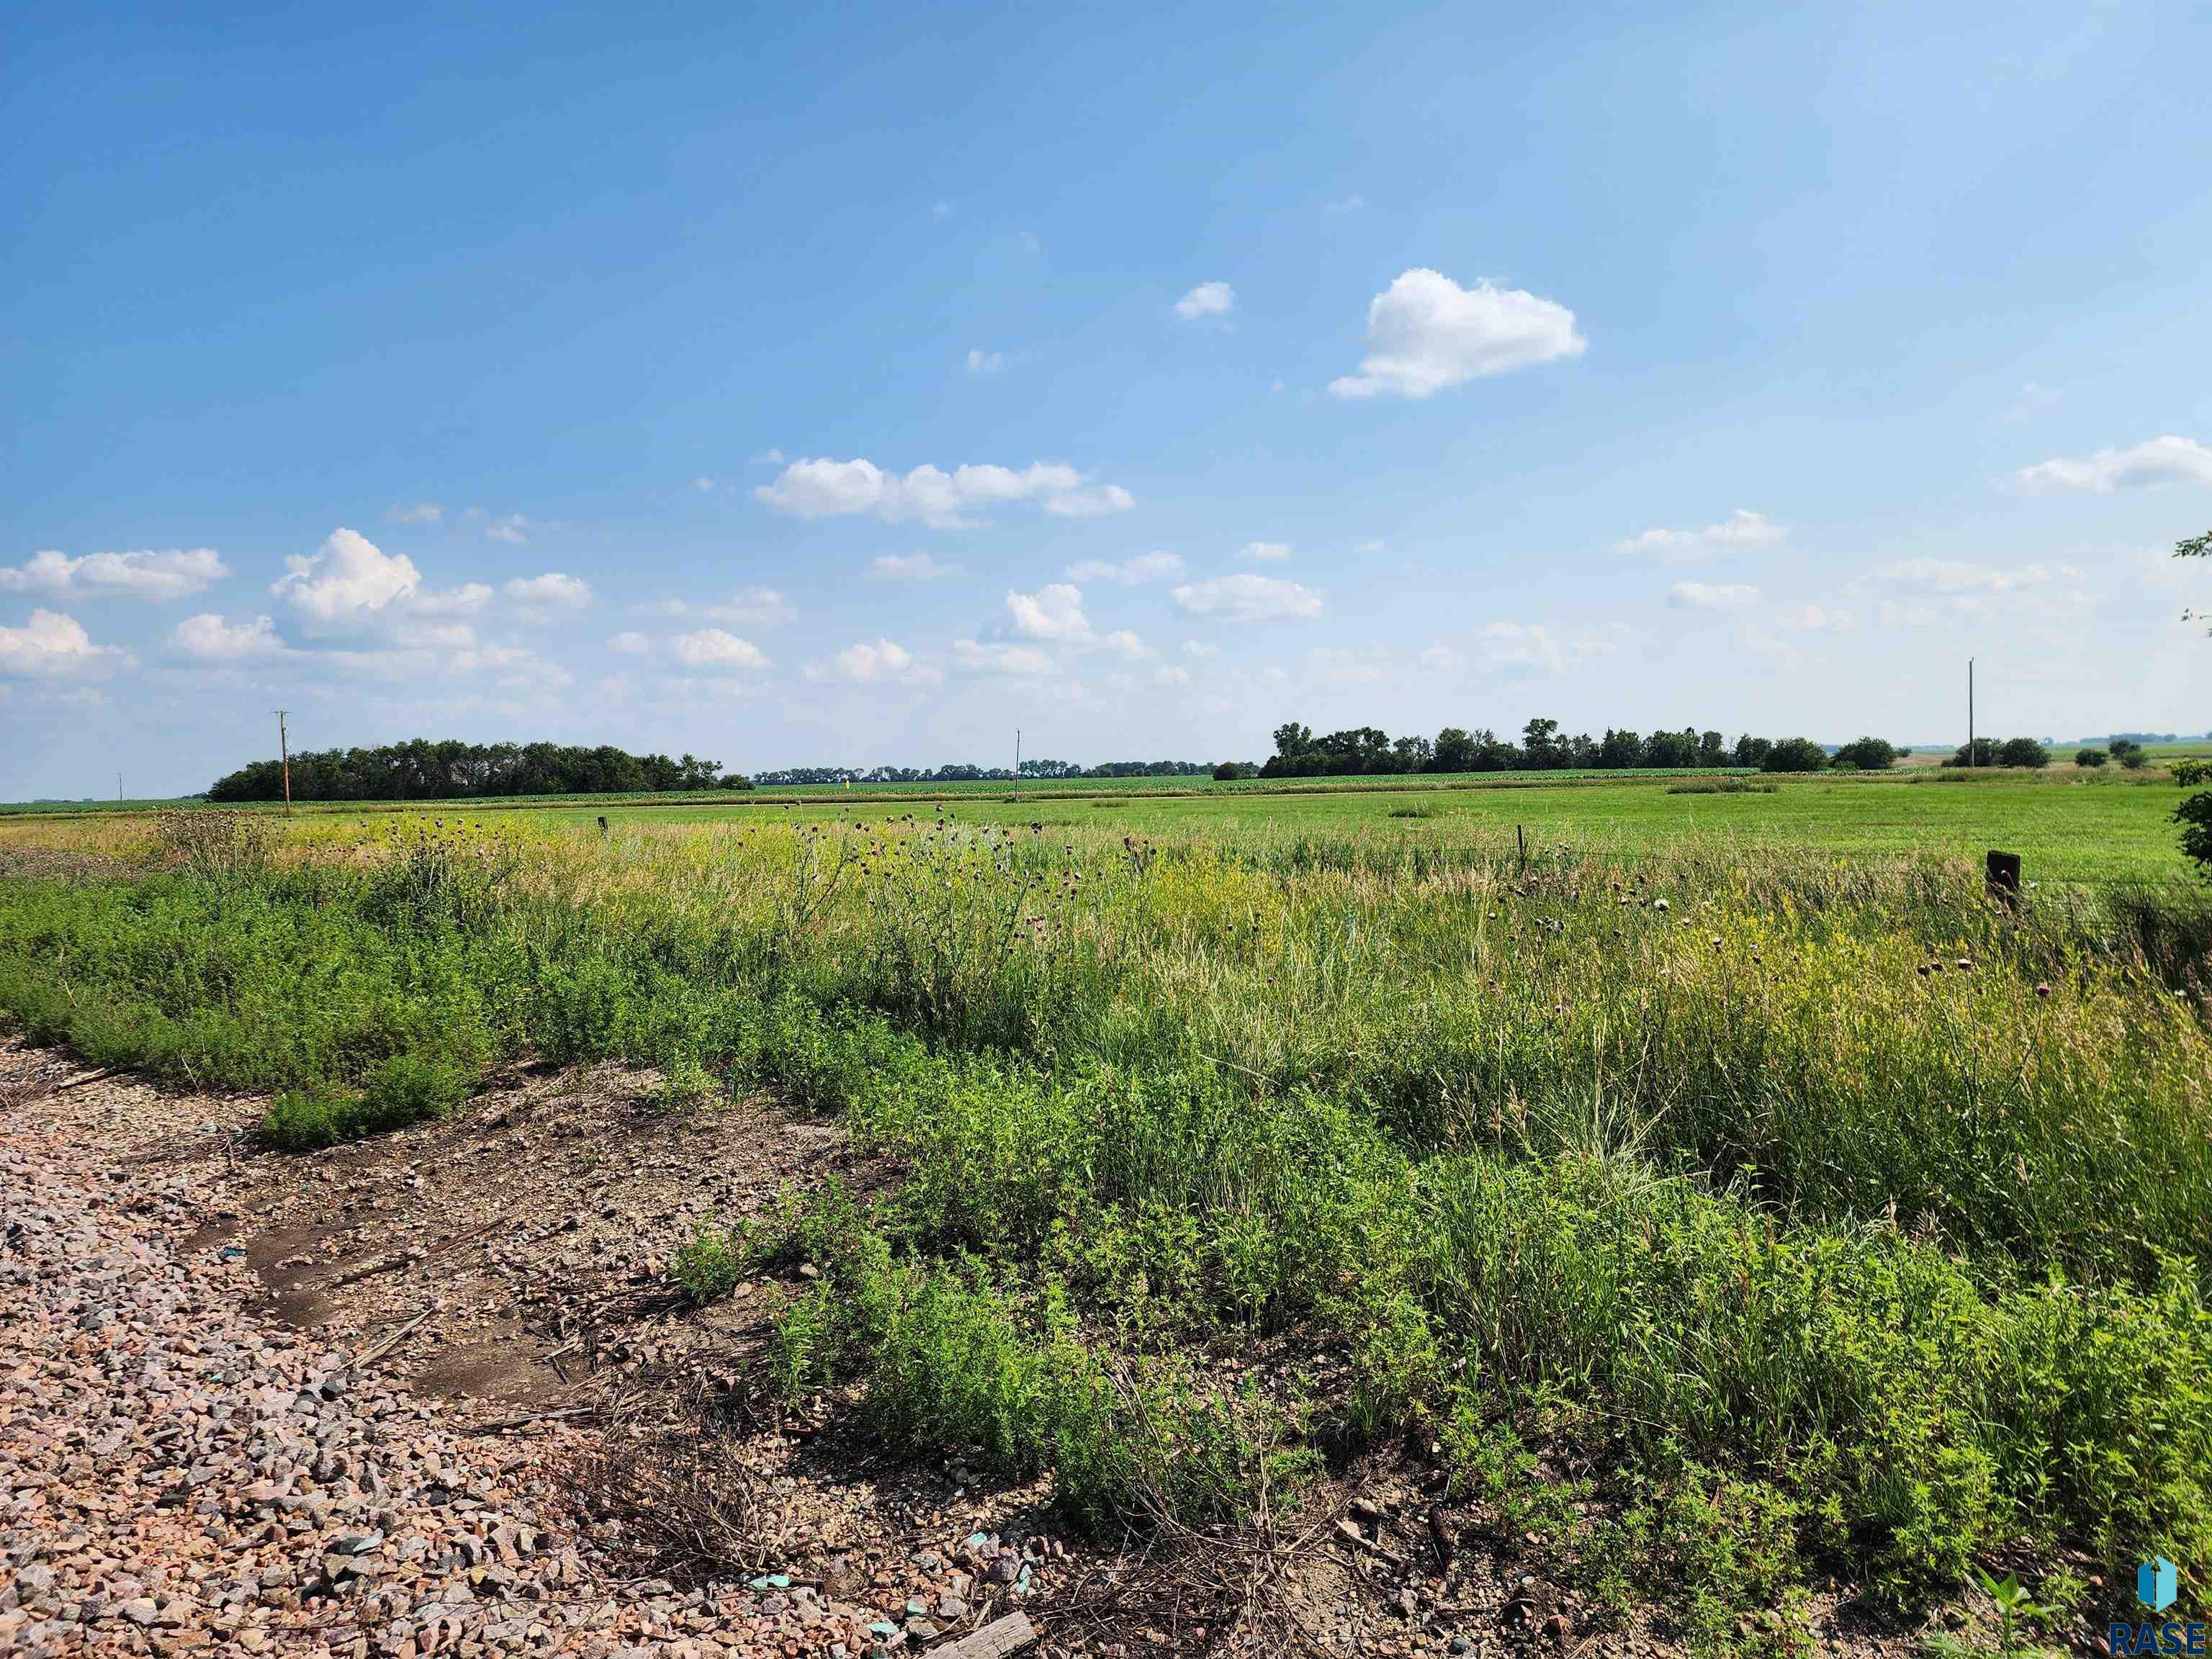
{"left": 1, "top": 766, "right": 2208, "bottom": 1650}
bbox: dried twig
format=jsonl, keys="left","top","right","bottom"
{"left": 350, "top": 1306, "right": 434, "bottom": 1369}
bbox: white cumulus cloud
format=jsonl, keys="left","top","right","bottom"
{"left": 805, "top": 639, "right": 942, "bottom": 688}
{"left": 2015, "top": 435, "right": 2212, "bottom": 493}
{"left": 1007, "top": 583, "right": 1092, "bottom": 641}
{"left": 670, "top": 629, "right": 769, "bottom": 670}
{"left": 171, "top": 613, "right": 287, "bottom": 661}
{"left": 1330, "top": 269, "right": 1585, "bottom": 400}
{"left": 965, "top": 349, "right": 1004, "bottom": 375}
{"left": 272, "top": 529, "right": 421, "bottom": 622}
{"left": 1171, "top": 573, "right": 1323, "bottom": 622}
{"left": 0, "top": 610, "right": 129, "bottom": 678}
{"left": 1174, "top": 282, "right": 1235, "bottom": 320}
{"left": 1616, "top": 510, "right": 1785, "bottom": 559}
{"left": 608, "top": 631, "right": 652, "bottom": 655}
{"left": 1240, "top": 541, "right": 1291, "bottom": 562}
{"left": 0, "top": 547, "right": 229, "bottom": 601}
{"left": 755, "top": 457, "right": 1133, "bottom": 528}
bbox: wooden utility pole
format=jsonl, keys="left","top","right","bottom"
{"left": 273, "top": 709, "right": 292, "bottom": 812}
{"left": 1013, "top": 728, "right": 1021, "bottom": 789}
{"left": 1966, "top": 658, "right": 1975, "bottom": 767}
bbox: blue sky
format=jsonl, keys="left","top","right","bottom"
{"left": 4, "top": 0, "right": 2209, "bottom": 796}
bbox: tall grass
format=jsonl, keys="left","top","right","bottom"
{"left": 1, "top": 810, "right": 2208, "bottom": 1638}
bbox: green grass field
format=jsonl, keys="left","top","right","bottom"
{"left": 567, "top": 772, "right": 2194, "bottom": 886}
{"left": 2, "top": 770, "right": 2208, "bottom": 1649}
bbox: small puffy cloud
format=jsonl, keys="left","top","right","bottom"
{"left": 608, "top": 631, "right": 652, "bottom": 654}
{"left": 952, "top": 638, "right": 1055, "bottom": 675}
{"left": 1778, "top": 603, "right": 1853, "bottom": 631}
{"left": 171, "top": 613, "right": 287, "bottom": 661}
{"left": 0, "top": 609, "right": 128, "bottom": 678}
{"left": 1171, "top": 573, "right": 1323, "bottom": 621}
{"left": 1240, "top": 541, "right": 1291, "bottom": 562}
{"left": 1064, "top": 551, "right": 1184, "bottom": 585}
{"left": 748, "top": 447, "right": 786, "bottom": 467}
{"left": 755, "top": 457, "right": 1133, "bottom": 528}
{"left": 0, "top": 547, "right": 229, "bottom": 601}
{"left": 1007, "top": 583, "right": 1092, "bottom": 641}
{"left": 692, "top": 476, "right": 719, "bottom": 493}
{"left": 1616, "top": 509, "right": 1785, "bottom": 559}
{"left": 388, "top": 502, "right": 444, "bottom": 525}
{"left": 273, "top": 529, "right": 421, "bottom": 622}
{"left": 1418, "top": 644, "right": 1460, "bottom": 673}
{"left": 503, "top": 572, "right": 593, "bottom": 610}
{"left": 1099, "top": 629, "right": 1146, "bottom": 660}
{"left": 1330, "top": 268, "right": 1585, "bottom": 400}
{"left": 965, "top": 349, "right": 1004, "bottom": 375}
{"left": 1668, "top": 581, "right": 1761, "bottom": 610}
{"left": 805, "top": 639, "right": 942, "bottom": 688}
{"left": 1182, "top": 640, "right": 1220, "bottom": 657}
{"left": 670, "top": 629, "right": 769, "bottom": 670}
{"left": 483, "top": 513, "right": 532, "bottom": 545}
{"left": 1154, "top": 664, "right": 1190, "bottom": 687}
{"left": 1174, "top": 282, "right": 1235, "bottom": 320}
{"left": 871, "top": 552, "right": 962, "bottom": 581}
{"left": 2015, "top": 434, "right": 2212, "bottom": 493}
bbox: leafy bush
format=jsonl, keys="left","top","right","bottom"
{"left": 2076, "top": 747, "right": 2108, "bottom": 768}
{"left": 1998, "top": 737, "right": 2050, "bottom": 768}
{"left": 1832, "top": 737, "right": 1899, "bottom": 770}
{"left": 1761, "top": 737, "right": 1827, "bottom": 773}
{"left": 2180, "top": 789, "right": 2212, "bottom": 876}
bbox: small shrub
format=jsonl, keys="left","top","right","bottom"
{"left": 259, "top": 1051, "right": 470, "bottom": 1149}
{"left": 1998, "top": 737, "right": 2049, "bottom": 768}
{"left": 2075, "top": 747, "right": 2108, "bottom": 769}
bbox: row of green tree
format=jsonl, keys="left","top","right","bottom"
{"left": 1259, "top": 720, "right": 1909, "bottom": 778}
{"left": 206, "top": 740, "right": 751, "bottom": 802}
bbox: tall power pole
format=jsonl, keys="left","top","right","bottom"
{"left": 273, "top": 710, "right": 292, "bottom": 812}
{"left": 1013, "top": 728, "right": 1021, "bottom": 788}
{"left": 1967, "top": 659, "right": 1975, "bottom": 767}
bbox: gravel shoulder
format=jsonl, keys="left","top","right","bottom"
{"left": 1, "top": 1041, "right": 1930, "bottom": 1658}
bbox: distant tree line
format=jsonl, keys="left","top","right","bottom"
{"left": 1259, "top": 719, "right": 1907, "bottom": 778}
{"left": 206, "top": 740, "right": 751, "bottom": 802}
{"left": 752, "top": 760, "right": 1220, "bottom": 786}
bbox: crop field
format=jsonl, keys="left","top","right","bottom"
{"left": 1, "top": 771, "right": 2208, "bottom": 1650}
